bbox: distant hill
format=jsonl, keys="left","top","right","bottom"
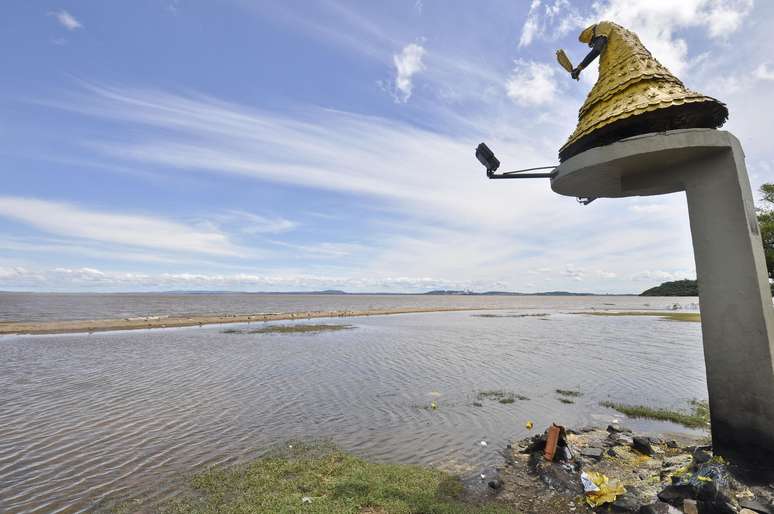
{"left": 422, "top": 290, "right": 597, "bottom": 296}
{"left": 640, "top": 279, "right": 698, "bottom": 296}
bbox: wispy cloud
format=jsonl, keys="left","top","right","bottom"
{"left": 48, "top": 9, "right": 82, "bottom": 31}
{"left": 754, "top": 63, "right": 774, "bottom": 81}
{"left": 0, "top": 197, "right": 240, "bottom": 257}
{"left": 505, "top": 60, "right": 559, "bottom": 106}
{"left": 391, "top": 42, "right": 426, "bottom": 103}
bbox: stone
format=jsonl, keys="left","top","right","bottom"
{"left": 666, "top": 440, "right": 679, "bottom": 449}
{"left": 693, "top": 448, "right": 712, "bottom": 464}
{"left": 608, "top": 448, "right": 617, "bottom": 457}
{"left": 581, "top": 447, "right": 604, "bottom": 460}
{"left": 638, "top": 501, "right": 682, "bottom": 514}
{"left": 633, "top": 436, "right": 655, "bottom": 456}
{"left": 608, "top": 423, "right": 632, "bottom": 434}
{"left": 683, "top": 499, "right": 699, "bottom": 514}
{"left": 487, "top": 479, "right": 502, "bottom": 490}
{"left": 658, "top": 484, "right": 694, "bottom": 505}
{"left": 739, "top": 499, "right": 774, "bottom": 514}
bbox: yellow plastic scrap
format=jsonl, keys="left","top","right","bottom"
{"left": 525, "top": 420, "right": 534, "bottom": 430}
{"left": 584, "top": 471, "right": 626, "bottom": 507}
{"left": 696, "top": 476, "right": 713, "bottom": 482}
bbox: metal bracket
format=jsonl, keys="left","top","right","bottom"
{"left": 486, "top": 166, "right": 557, "bottom": 179}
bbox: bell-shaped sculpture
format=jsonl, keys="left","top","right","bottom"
{"left": 558, "top": 21, "right": 728, "bottom": 162}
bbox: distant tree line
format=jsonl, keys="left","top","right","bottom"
{"left": 640, "top": 183, "right": 774, "bottom": 296}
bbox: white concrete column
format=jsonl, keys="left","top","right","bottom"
{"left": 681, "top": 139, "right": 774, "bottom": 464}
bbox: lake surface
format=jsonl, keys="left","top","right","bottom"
{"left": 0, "top": 294, "right": 705, "bottom": 513}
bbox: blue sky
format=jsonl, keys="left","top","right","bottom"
{"left": 1, "top": 0, "right": 772, "bottom": 293}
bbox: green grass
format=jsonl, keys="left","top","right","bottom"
{"left": 574, "top": 311, "right": 700, "bottom": 322}
{"left": 157, "top": 442, "right": 512, "bottom": 514}
{"left": 555, "top": 389, "right": 582, "bottom": 398}
{"left": 600, "top": 400, "right": 710, "bottom": 428}
{"left": 222, "top": 324, "right": 354, "bottom": 335}
{"left": 476, "top": 390, "right": 529, "bottom": 404}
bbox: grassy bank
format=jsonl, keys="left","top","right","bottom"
{"left": 600, "top": 400, "right": 710, "bottom": 428}
{"left": 157, "top": 442, "right": 510, "bottom": 514}
{"left": 576, "top": 311, "right": 700, "bottom": 322}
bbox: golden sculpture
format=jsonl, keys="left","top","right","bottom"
{"left": 558, "top": 21, "right": 728, "bottom": 162}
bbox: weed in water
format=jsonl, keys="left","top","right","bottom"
{"left": 599, "top": 399, "right": 710, "bottom": 428}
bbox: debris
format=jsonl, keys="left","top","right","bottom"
{"left": 472, "top": 401, "right": 483, "bottom": 407}
{"left": 431, "top": 401, "right": 438, "bottom": 410}
{"left": 692, "top": 447, "right": 712, "bottom": 464}
{"left": 581, "top": 472, "right": 600, "bottom": 492}
{"left": 581, "top": 471, "right": 626, "bottom": 507}
{"left": 525, "top": 420, "right": 534, "bottom": 430}
{"left": 480, "top": 440, "right": 488, "bottom": 447}
{"left": 544, "top": 423, "right": 564, "bottom": 461}
{"left": 301, "top": 496, "right": 312, "bottom": 504}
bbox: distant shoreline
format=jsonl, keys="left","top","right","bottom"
{"left": 0, "top": 306, "right": 498, "bottom": 336}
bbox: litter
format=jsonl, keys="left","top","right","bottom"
{"left": 580, "top": 472, "right": 599, "bottom": 492}
{"left": 431, "top": 401, "right": 438, "bottom": 410}
{"left": 544, "top": 423, "right": 567, "bottom": 461}
{"left": 581, "top": 471, "right": 626, "bottom": 507}
{"left": 525, "top": 420, "right": 534, "bottom": 430}
{"left": 480, "top": 440, "right": 488, "bottom": 447}
{"left": 301, "top": 496, "right": 313, "bottom": 504}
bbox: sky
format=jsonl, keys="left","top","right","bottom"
{"left": 1, "top": 0, "right": 773, "bottom": 293}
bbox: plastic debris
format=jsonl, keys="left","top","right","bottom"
{"left": 431, "top": 401, "right": 438, "bottom": 410}
{"left": 301, "top": 496, "right": 313, "bottom": 504}
{"left": 480, "top": 440, "right": 488, "bottom": 447}
{"left": 580, "top": 472, "right": 600, "bottom": 492}
{"left": 582, "top": 471, "right": 626, "bottom": 507}
{"left": 525, "top": 420, "right": 534, "bottom": 430}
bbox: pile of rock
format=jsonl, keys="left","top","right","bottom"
{"left": 497, "top": 424, "right": 774, "bottom": 514}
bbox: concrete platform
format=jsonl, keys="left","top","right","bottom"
{"left": 552, "top": 129, "right": 774, "bottom": 467}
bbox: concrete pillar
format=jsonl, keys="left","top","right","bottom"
{"left": 551, "top": 129, "right": 774, "bottom": 467}
{"left": 681, "top": 139, "right": 774, "bottom": 464}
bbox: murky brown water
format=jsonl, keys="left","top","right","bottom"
{"left": 0, "top": 295, "right": 705, "bottom": 513}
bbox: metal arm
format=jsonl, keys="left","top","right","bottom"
{"left": 487, "top": 166, "right": 557, "bottom": 179}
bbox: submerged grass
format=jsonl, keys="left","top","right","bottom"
{"left": 555, "top": 389, "right": 582, "bottom": 398}
{"left": 476, "top": 390, "right": 529, "bottom": 404}
{"left": 600, "top": 399, "right": 710, "bottom": 429}
{"left": 158, "top": 441, "right": 512, "bottom": 514}
{"left": 222, "top": 324, "right": 354, "bottom": 335}
{"left": 575, "top": 311, "right": 700, "bottom": 322}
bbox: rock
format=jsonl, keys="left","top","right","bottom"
{"left": 608, "top": 448, "right": 617, "bottom": 457}
{"left": 658, "top": 484, "right": 694, "bottom": 504}
{"left": 743, "top": 510, "right": 762, "bottom": 514}
{"left": 739, "top": 499, "right": 774, "bottom": 514}
{"left": 693, "top": 448, "right": 712, "bottom": 464}
{"left": 581, "top": 447, "right": 604, "bottom": 460}
{"left": 633, "top": 436, "right": 655, "bottom": 456}
{"left": 608, "top": 423, "right": 632, "bottom": 434}
{"left": 612, "top": 487, "right": 643, "bottom": 512}
{"left": 666, "top": 440, "right": 679, "bottom": 449}
{"left": 609, "top": 433, "right": 635, "bottom": 446}
{"left": 487, "top": 479, "right": 502, "bottom": 490}
{"left": 578, "top": 425, "right": 596, "bottom": 433}
{"left": 697, "top": 500, "right": 737, "bottom": 514}
{"left": 639, "top": 501, "right": 683, "bottom": 514}
{"left": 683, "top": 499, "right": 699, "bottom": 514}
{"left": 660, "top": 455, "right": 692, "bottom": 480}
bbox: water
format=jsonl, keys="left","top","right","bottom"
{"left": 0, "top": 295, "right": 705, "bottom": 513}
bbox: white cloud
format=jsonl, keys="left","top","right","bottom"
{"left": 754, "top": 63, "right": 774, "bottom": 81}
{"left": 519, "top": 0, "right": 543, "bottom": 48}
{"left": 631, "top": 270, "right": 695, "bottom": 282}
{"left": 0, "top": 197, "right": 240, "bottom": 257}
{"left": 48, "top": 9, "right": 82, "bottom": 31}
{"left": 212, "top": 210, "right": 297, "bottom": 234}
{"left": 516, "top": 0, "right": 753, "bottom": 76}
{"left": 392, "top": 43, "right": 426, "bottom": 103}
{"left": 505, "top": 59, "right": 558, "bottom": 106}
